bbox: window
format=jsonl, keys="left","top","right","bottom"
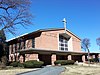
{"left": 59, "top": 35, "right": 68, "bottom": 51}
{"left": 9, "top": 45, "right": 13, "bottom": 54}
{"left": 32, "top": 38, "right": 35, "bottom": 48}
{"left": 20, "top": 41, "right": 25, "bottom": 49}
{"left": 17, "top": 43, "right": 20, "bottom": 50}
{"left": 15, "top": 44, "right": 17, "bottom": 51}
{"left": 23, "top": 41, "right": 26, "bottom": 49}
{"left": 13, "top": 44, "right": 15, "bottom": 53}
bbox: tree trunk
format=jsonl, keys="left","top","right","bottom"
{"left": 0, "top": 30, "right": 7, "bottom": 68}
{"left": 0, "top": 44, "right": 7, "bottom": 68}
{"left": 87, "top": 48, "right": 90, "bottom": 66}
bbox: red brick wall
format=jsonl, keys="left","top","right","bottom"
{"left": 35, "top": 29, "right": 81, "bottom": 52}
{"left": 25, "top": 54, "right": 38, "bottom": 61}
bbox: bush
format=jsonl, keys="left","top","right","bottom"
{"left": 89, "top": 58, "right": 99, "bottom": 63}
{"left": 23, "top": 60, "right": 44, "bottom": 68}
{"left": 9, "top": 61, "right": 24, "bottom": 67}
{"left": 93, "top": 58, "right": 99, "bottom": 62}
{"left": 18, "top": 63, "right": 24, "bottom": 67}
{"left": 10, "top": 61, "right": 19, "bottom": 67}
{"left": 0, "top": 62, "right": 6, "bottom": 69}
{"left": 54, "top": 60, "right": 75, "bottom": 65}
{"left": 6, "top": 61, "right": 12, "bottom": 66}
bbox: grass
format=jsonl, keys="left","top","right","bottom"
{"left": 61, "top": 65, "right": 100, "bottom": 75}
{"left": 0, "top": 67, "right": 38, "bottom": 75}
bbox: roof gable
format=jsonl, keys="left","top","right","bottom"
{"left": 6, "top": 28, "right": 81, "bottom": 42}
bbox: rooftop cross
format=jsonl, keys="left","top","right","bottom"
{"left": 62, "top": 18, "right": 67, "bottom": 33}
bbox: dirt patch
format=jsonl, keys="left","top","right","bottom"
{"left": 61, "top": 65, "right": 100, "bottom": 75}
{"left": 0, "top": 68, "right": 38, "bottom": 75}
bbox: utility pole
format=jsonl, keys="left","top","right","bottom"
{"left": 62, "top": 18, "right": 67, "bottom": 33}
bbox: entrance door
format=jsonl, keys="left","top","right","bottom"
{"left": 72, "top": 55, "right": 82, "bottom": 62}
{"left": 39, "top": 54, "right": 51, "bottom": 65}
{"left": 56, "top": 55, "right": 68, "bottom": 60}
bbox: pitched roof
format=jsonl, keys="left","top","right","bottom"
{"left": 6, "top": 28, "right": 81, "bottom": 42}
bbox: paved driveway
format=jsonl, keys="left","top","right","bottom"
{"left": 17, "top": 66, "right": 65, "bottom": 75}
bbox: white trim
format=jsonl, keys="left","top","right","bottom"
{"left": 66, "top": 29, "right": 80, "bottom": 40}
{"left": 6, "top": 28, "right": 81, "bottom": 42}
{"left": 6, "top": 33, "right": 29, "bottom": 42}
{"left": 68, "top": 37, "right": 73, "bottom": 51}
{"left": 71, "top": 37, "right": 73, "bottom": 51}
{"left": 19, "top": 48, "right": 90, "bottom": 54}
{"left": 57, "top": 33, "right": 59, "bottom": 50}
{"left": 58, "top": 34, "right": 69, "bottom": 51}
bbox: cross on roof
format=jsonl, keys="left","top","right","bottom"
{"left": 62, "top": 18, "right": 67, "bottom": 33}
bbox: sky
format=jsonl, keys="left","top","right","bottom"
{"left": 7, "top": 0, "right": 100, "bottom": 52}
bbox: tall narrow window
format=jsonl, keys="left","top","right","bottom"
{"left": 10, "top": 45, "right": 13, "bottom": 54}
{"left": 59, "top": 35, "right": 68, "bottom": 51}
{"left": 32, "top": 38, "right": 35, "bottom": 48}
{"left": 17, "top": 43, "right": 20, "bottom": 50}
{"left": 23, "top": 40, "right": 25, "bottom": 49}
{"left": 13, "top": 44, "right": 15, "bottom": 53}
{"left": 15, "top": 44, "right": 17, "bottom": 52}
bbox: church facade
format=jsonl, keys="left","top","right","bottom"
{"left": 7, "top": 28, "right": 99, "bottom": 65}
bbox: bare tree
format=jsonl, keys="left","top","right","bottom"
{"left": 0, "top": 0, "right": 32, "bottom": 34}
{"left": 82, "top": 38, "right": 90, "bottom": 65}
{"left": 96, "top": 37, "right": 100, "bottom": 50}
{"left": 0, "top": 0, "right": 32, "bottom": 68}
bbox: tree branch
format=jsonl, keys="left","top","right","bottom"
{"left": 0, "top": 0, "right": 32, "bottom": 35}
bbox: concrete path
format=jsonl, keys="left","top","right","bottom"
{"left": 17, "top": 66, "right": 65, "bottom": 75}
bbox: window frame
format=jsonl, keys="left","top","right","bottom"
{"left": 59, "top": 35, "right": 68, "bottom": 51}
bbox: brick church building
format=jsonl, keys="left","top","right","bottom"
{"left": 7, "top": 28, "right": 99, "bottom": 65}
